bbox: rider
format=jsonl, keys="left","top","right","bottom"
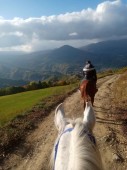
{"left": 82, "top": 60, "right": 97, "bottom": 83}
{"left": 83, "top": 60, "right": 97, "bottom": 92}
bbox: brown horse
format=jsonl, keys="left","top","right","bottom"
{"left": 80, "top": 80, "right": 97, "bottom": 108}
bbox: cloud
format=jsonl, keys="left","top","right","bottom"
{"left": 69, "top": 32, "right": 78, "bottom": 37}
{"left": 0, "top": 0, "right": 127, "bottom": 51}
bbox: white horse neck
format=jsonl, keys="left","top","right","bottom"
{"left": 52, "top": 121, "right": 103, "bottom": 170}
{"left": 54, "top": 124, "right": 73, "bottom": 170}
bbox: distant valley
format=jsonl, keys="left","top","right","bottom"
{"left": 0, "top": 38, "right": 127, "bottom": 87}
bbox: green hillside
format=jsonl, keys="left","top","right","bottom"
{"left": 0, "top": 83, "right": 77, "bottom": 127}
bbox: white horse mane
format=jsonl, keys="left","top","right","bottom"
{"left": 50, "top": 102, "right": 103, "bottom": 170}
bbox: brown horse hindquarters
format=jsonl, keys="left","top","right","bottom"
{"left": 80, "top": 80, "right": 96, "bottom": 108}
{"left": 87, "top": 80, "right": 96, "bottom": 104}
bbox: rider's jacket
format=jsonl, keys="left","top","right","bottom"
{"left": 83, "top": 64, "right": 97, "bottom": 82}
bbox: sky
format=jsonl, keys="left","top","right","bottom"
{"left": 0, "top": 0, "right": 127, "bottom": 52}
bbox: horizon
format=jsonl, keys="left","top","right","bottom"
{"left": 0, "top": 0, "right": 127, "bottom": 52}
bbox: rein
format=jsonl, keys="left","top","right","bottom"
{"left": 53, "top": 128, "right": 73, "bottom": 170}
{"left": 54, "top": 128, "right": 73, "bottom": 162}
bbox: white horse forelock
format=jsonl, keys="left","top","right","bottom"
{"left": 50, "top": 117, "right": 103, "bottom": 170}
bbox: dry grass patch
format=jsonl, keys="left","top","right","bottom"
{"left": 112, "top": 71, "right": 127, "bottom": 105}
{"left": 111, "top": 71, "right": 127, "bottom": 135}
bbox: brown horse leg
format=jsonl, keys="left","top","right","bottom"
{"left": 91, "top": 96, "right": 95, "bottom": 106}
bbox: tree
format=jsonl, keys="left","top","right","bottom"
{"left": 41, "top": 81, "right": 48, "bottom": 88}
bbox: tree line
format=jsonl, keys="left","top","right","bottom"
{"left": 0, "top": 79, "right": 71, "bottom": 96}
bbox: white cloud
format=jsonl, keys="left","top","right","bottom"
{"left": 0, "top": 0, "right": 127, "bottom": 51}
{"left": 69, "top": 32, "right": 78, "bottom": 36}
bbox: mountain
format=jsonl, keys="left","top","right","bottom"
{"left": 30, "top": 45, "right": 93, "bottom": 74}
{"left": 0, "top": 78, "right": 28, "bottom": 88}
{"left": 80, "top": 39, "right": 127, "bottom": 69}
{"left": 0, "top": 39, "right": 127, "bottom": 87}
{"left": 0, "top": 45, "right": 93, "bottom": 82}
{"left": 80, "top": 39, "right": 127, "bottom": 55}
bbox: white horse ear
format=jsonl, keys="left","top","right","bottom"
{"left": 54, "top": 103, "right": 66, "bottom": 132}
{"left": 83, "top": 101, "right": 96, "bottom": 132}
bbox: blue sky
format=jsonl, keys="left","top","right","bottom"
{"left": 0, "top": 0, "right": 112, "bottom": 19}
{"left": 0, "top": 0, "right": 127, "bottom": 52}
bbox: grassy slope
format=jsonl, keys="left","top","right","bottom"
{"left": 0, "top": 84, "right": 77, "bottom": 127}
{"left": 97, "top": 66, "right": 127, "bottom": 79}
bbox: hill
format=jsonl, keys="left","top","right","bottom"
{"left": 80, "top": 39, "right": 127, "bottom": 69}
{"left": 0, "top": 38, "right": 127, "bottom": 87}
{"left": 0, "top": 45, "right": 92, "bottom": 83}
{"left": 0, "top": 78, "right": 28, "bottom": 88}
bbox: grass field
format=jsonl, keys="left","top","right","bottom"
{"left": 0, "top": 84, "right": 77, "bottom": 127}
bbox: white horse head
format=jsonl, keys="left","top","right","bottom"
{"left": 50, "top": 102, "right": 103, "bottom": 170}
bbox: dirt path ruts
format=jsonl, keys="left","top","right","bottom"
{"left": 1, "top": 75, "right": 127, "bottom": 170}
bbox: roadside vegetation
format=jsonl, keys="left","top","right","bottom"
{"left": 102, "top": 68, "right": 127, "bottom": 110}
{"left": 97, "top": 66, "right": 127, "bottom": 79}
{"left": 0, "top": 75, "right": 80, "bottom": 97}
{"left": 113, "top": 71, "right": 127, "bottom": 104}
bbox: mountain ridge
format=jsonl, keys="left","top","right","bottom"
{"left": 0, "top": 38, "right": 127, "bottom": 87}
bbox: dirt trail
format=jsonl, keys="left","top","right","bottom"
{"left": 1, "top": 75, "right": 127, "bottom": 170}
